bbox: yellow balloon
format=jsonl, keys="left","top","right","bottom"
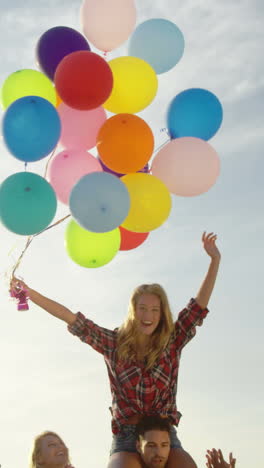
{"left": 1, "top": 69, "right": 56, "bottom": 109}
{"left": 103, "top": 57, "right": 158, "bottom": 114}
{"left": 65, "top": 219, "right": 121, "bottom": 268}
{"left": 121, "top": 173, "right": 171, "bottom": 232}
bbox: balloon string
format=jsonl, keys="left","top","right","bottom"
{"left": 44, "top": 144, "right": 57, "bottom": 179}
{"left": 10, "top": 143, "right": 68, "bottom": 280}
{"left": 149, "top": 135, "right": 170, "bottom": 173}
{"left": 153, "top": 136, "right": 170, "bottom": 155}
{"left": 11, "top": 235, "right": 33, "bottom": 279}
{"left": 11, "top": 213, "right": 71, "bottom": 279}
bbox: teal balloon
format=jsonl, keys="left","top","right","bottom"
{"left": 2, "top": 95, "right": 61, "bottom": 162}
{"left": 69, "top": 172, "right": 130, "bottom": 233}
{"left": 167, "top": 88, "right": 223, "bottom": 141}
{"left": 128, "top": 18, "right": 184, "bottom": 74}
{"left": 0, "top": 172, "right": 57, "bottom": 235}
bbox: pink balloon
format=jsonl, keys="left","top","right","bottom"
{"left": 80, "top": 0, "right": 137, "bottom": 52}
{"left": 151, "top": 137, "right": 220, "bottom": 196}
{"left": 58, "top": 103, "right": 107, "bottom": 150}
{"left": 47, "top": 149, "right": 102, "bottom": 204}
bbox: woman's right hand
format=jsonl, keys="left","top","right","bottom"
{"left": 10, "top": 276, "right": 30, "bottom": 294}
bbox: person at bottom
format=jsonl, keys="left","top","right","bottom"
{"left": 135, "top": 415, "right": 172, "bottom": 467}
{"left": 29, "top": 431, "right": 74, "bottom": 468}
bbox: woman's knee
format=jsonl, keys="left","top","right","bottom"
{"left": 167, "top": 448, "right": 197, "bottom": 468}
{"left": 107, "top": 451, "right": 143, "bottom": 468}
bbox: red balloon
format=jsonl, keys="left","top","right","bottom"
{"left": 119, "top": 226, "right": 149, "bottom": 251}
{"left": 54, "top": 50, "right": 113, "bottom": 110}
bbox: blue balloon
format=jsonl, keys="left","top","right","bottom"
{"left": 0, "top": 172, "right": 57, "bottom": 235}
{"left": 167, "top": 88, "right": 223, "bottom": 141}
{"left": 2, "top": 95, "right": 61, "bottom": 162}
{"left": 69, "top": 172, "right": 130, "bottom": 233}
{"left": 128, "top": 18, "right": 184, "bottom": 74}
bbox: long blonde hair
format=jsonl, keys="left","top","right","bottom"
{"left": 29, "top": 431, "right": 70, "bottom": 468}
{"left": 117, "top": 284, "right": 174, "bottom": 370}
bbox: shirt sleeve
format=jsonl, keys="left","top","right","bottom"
{"left": 173, "top": 298, "right": 209, "bottom": 352}
{"left": 67, "top": 312, "right": 116, "bottom": 357}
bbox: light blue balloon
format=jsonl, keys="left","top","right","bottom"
{"left": 69, "top": 172, "right": 130, "bottom": 233}
{"left": 2, "top": 95, "right": 61, "bottom": 162}
{"left": 0, "top": 172, "right": 57, "bottom": 235}
{"left": 128, "top": 18, "right": 184, "bottom": 74}
{"left": 167, "top": 88, "right": 223, "bottom": 141}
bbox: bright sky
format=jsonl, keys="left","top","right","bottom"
{"left": 0, "top": 1, "right": 263, "bottom": 467}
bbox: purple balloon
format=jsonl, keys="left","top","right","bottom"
{"left": 98, "top": 158, "right": 149, "bottom": 177}
{"left": 36, "top": 26, "right": 90, "bottom": 81}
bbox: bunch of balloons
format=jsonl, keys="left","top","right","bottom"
{"left": 0, "top": 0, "right": 223, "bottom": 269}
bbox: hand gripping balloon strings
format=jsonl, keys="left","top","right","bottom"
{"left": 10, "top": 281, "right": 29, "bottom": 311}
{"left": 10, "top": 213, "right": 71, "bottom": 310}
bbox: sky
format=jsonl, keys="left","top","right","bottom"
{"left": 0, "top": 1, "right": 263, "bottom": 467}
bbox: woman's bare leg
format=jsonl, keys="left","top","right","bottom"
{"left": 166, "top": 448, "right": 197, "bottom": 468}
{"left": 107, "top": 451, "right": 143, "bottom": 468}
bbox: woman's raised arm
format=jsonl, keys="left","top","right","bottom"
{"left": 195, "top": 232, "right": 221, "bottom": 309}
{"left": 10, "top": 277, "right": 77, "bottom": 325}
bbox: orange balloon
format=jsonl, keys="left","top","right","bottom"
{"left": 56, "top": 91, "right": 62, "bottom": 107}
{"left": 96, "top": 113, "right": 154, "bottom": 173}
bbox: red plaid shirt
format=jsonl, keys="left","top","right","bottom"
{"left": 68, "top": 298, "right": 208, "bottom": 434}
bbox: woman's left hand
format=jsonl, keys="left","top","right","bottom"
{"left": 202, "top": 232, "right": 221, "bottom": 260}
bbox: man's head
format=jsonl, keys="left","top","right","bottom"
{"left": 136, "top": 416, "right": 171, "bottom": 468}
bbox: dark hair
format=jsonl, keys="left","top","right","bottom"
{"left": 136, "top": 415, "right": 171, "bottom": 440}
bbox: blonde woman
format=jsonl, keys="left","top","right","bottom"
{"left": 29, "top": 431, "right": 74, "bottom": 468}
{"left": 12, "top": 232, "right": 221, "bottom": 468}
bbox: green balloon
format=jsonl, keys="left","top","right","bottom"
{"left": 65, "top": 219, "right": 121, "bottom": 268}
{"left": 1, "top": 69, "right": 56, "bottom": 109}
{"left": 0, "top": 172, "right": 57, "bottom": 235}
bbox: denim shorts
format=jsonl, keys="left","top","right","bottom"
{"left": 110, "top": 424, "right": 182, "bottom": 455}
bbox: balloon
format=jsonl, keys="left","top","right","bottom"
{"left": 103, "top": 57, "right": 158, "bottom": 114}
{"left": 0, "top": 172, "right": 57, "bottom": 235}
{"left": 54, "top": 51, "right": 113, "bottom": 110}
{"left": 3, "top": 96, "right": 61, "bottom": 162}
{"left": 129, "top": 19, "right": 184, "bottom": 74}
{"left": 1, "top": 69, "right": 56, "bottom": 110}
{"left": 36, "top": 26, "right": 90, "bottom": 81}
{"left": 97, "top": 114, "right": 154, "bottom": 173}
{"left": 58, "top": 103, "right": 107, "bottom": 150}
{"left": 167, "top": 88, "right": 223, "bottom": 141}
{"left": 47, "top": 149, "right": 103, "bottom": 205}
{"left": 119, "top": 226, "right": 149, "bottom": 250}
{"left": 99, "top": 159, "right": 149, "bottom": 177}
{"left": 69, "top": 172, "right": 130, "bottom": 233}
{"left": 80, "top": 0, "right": 137, "bottom": 52}
{"left": 56, "top": 91, "right": 62, "bottom": 108}
{"left": 65, "top": 219, "right": 121, "bottom": 268}
{"left": 151, "top": 137, "right": 220, "bottom": 196}
{"left": 121, "top": 173, "right": 171, "bottom": 232}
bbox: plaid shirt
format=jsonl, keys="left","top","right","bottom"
{"left": 68, "top": 298, "right": 208, "bottom": 434}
